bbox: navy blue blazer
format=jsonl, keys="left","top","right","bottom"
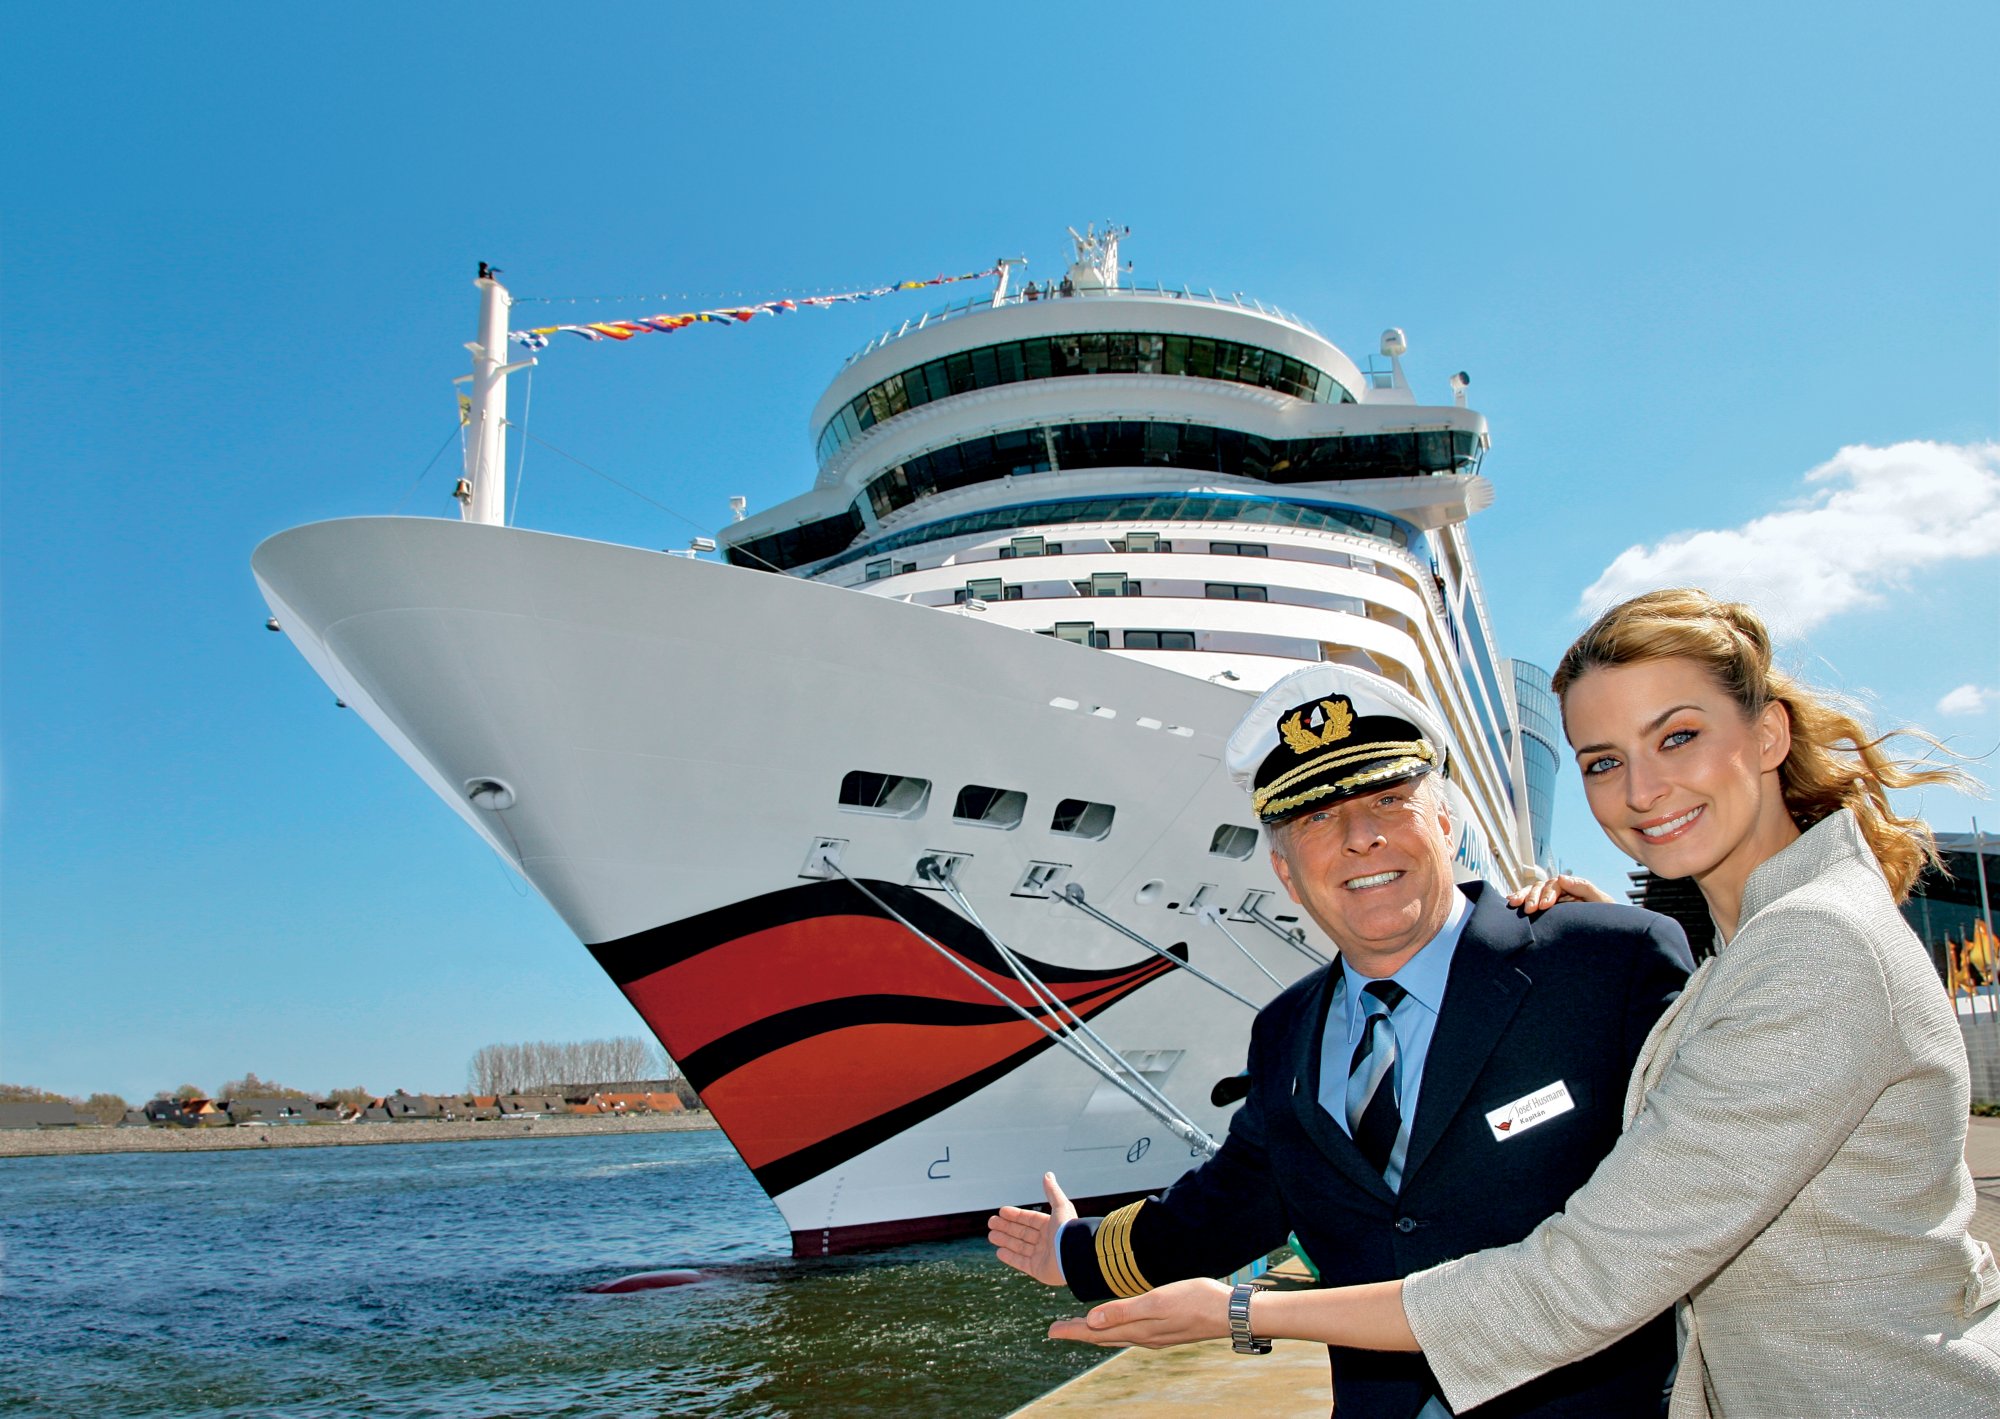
{"left": 1060, "top": 882, "right": 1694, "bottom": 1419}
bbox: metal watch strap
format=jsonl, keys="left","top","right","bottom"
{"left": 1228, "top": 1281, "right": 1270, "bottom": 1354}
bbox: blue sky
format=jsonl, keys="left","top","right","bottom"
{"left": 4, "top": 4, "right": 1996, "bottom": 1101}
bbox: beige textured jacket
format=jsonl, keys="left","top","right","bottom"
{"left": 1403, "top": 810, "right": 2000, "bottom": 1417}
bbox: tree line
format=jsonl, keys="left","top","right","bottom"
{"left": 2, "top": 1075, "right": 375, "bottom": 1120}
{"left": 4, "top": 1037, "right": 682, "bottom": 1119}
{"left": 466, "top": 1037, "right": 676, "bottom": 1095}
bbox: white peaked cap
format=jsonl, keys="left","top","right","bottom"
{"left": 1225, "top": 663, "right": 1450, "bottom": 817}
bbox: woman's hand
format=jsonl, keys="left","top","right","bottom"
{"left": 1047, "top": 1277, "right": 1234, "bottom": 1348}
{"left": 1507, "top": 874, "right": 1615, "bottom": 915}
{"left": 1049, "top": 1277, "right": 1421, "bottom": 1353}
{"left": 987, "top": 1172, "right": 1076, "bottom": 1287}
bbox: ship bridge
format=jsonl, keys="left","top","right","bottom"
{"left": 717, "top": 228, "right": 1526, "bottom": 890}
{"left": 723, "top": 228, "right": 1489, "bottom": 580}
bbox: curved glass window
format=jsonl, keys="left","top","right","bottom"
{"left": 864, "top": 420, "right": 1478, "bottom": 522}
{"left": 803, "top": 493, "right": 1413, "bottom": 575}
{"left": 1510, "top": 660, "right": 1560, "bottom": 864}
{"left": 816, "top": 331, "right": 1355, "bottom": 464}
{"left": 725, "top": 500, "right": 865, "bottom": 572}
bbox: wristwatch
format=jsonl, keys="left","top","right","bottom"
{"left": 1228, "top": 1281, "right": 1270, "bottom": 1354}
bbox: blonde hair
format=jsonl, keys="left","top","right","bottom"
{"left": 1552, "top": 588, "right": 1971, "bottom": 901}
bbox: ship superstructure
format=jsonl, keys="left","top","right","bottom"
{"left": 253, "top": 229, "right": 1548, "bottom": 1253}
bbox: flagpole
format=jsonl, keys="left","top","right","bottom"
{"left": 1975, "top": 817, "right": 1994, "bottom": 937}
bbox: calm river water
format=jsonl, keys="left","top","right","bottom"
{"left": 0, "top": 1130, "right": 1106, "bottom": 1417}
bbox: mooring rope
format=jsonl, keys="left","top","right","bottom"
{"left": 1054, "top": 885, "right": 1264, "bottom": 1010}
{"left": 928, "top": 863, "right": 1215, "bottom": 1153}
{"left": 818, "top": 855, "right": 1218, "bottom": 1155}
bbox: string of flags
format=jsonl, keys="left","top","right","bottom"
{"left": 509, "top": 265, "right": 1001, "bottom": 349}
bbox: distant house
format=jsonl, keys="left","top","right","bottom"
{"left": 551, "top": 1077, "right": 703, "bottom": 1110}
{"left": 144, "top": 1098, "right": 196, "bottom": 1127}
{"left": 497, "top": 1095, "right": 565, "bottom": 1117}
{"left": 357, "top": 1100, "right": 393, "bottom": 1122}
{"left": 0, "top": 1102, "right": 79, "bottom": 1130}
{"left": 226, "top": 1098, "right": 311, "bottom": 1125}
{"left": 383, "top": 1093, "right": 443, "bottom": 1121}
{"left": 140, "top": 1096, "right": 228, "bottom": 1126}
{"left": 572, "top": 1091, "right": 686, "bottom": 1116}
{"left": 119, "top": 1108, "right": 150, "bottom": 1128}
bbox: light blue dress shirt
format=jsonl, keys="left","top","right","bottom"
{"left": 1319, "top": 889, "right": 1470, "bottom": 1418}
{"left": 1319, "top": 887, "right": 1469, "bottom": 1188}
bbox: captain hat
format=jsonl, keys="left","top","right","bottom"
{"left": 1226, "top": 664, "right": 1449, "bottom": 824}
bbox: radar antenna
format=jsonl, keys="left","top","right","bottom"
{"left": 1064, "top": 222, "right": 1129, "bottom": 291}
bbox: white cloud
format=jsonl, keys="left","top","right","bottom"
{"left": 1939, "top": 684, "right": 1997, "bottom": 716}
{"left": 1580, "top": 440, "right": 2000, "bottom": 637}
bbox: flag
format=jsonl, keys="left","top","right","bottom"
{"left": 506, "top": 263, "right": 1001, "bottom": 346}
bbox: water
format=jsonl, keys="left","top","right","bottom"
{"left": 0, "top": 1131, "right": 1106, "bottom": 1417}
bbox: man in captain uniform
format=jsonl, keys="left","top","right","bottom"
{"left": 990, "top": 665, "right": 1692, "bottom": 1418}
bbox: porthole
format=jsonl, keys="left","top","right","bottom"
{"left": 953, "top": 785, "right": 1026, "bottom": 829}
{"left": 1208, "top": 824, "right": 1259, "bottom": 860}
{"left": 1052, "top": 798, "right": 1116, "bottom": 840}
{"left": 838, "top": 770, "right": 931, "bottom": 818}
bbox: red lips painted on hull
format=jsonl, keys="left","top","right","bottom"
{"left": 587, "top": 878, "right": 1184, "bottom": 1200}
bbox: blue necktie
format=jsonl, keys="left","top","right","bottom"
{"left": 1346, "top": 979, "right": 1408, "bottom": 1177}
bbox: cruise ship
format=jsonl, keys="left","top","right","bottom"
{"left": 252, "top": 228, "right": 1553, "bottom": 1254}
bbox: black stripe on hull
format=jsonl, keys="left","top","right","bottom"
{"left": 587, "top": 877, "right": 1149, "bottom": 987}
{"left": 675, "top": 973, "right": 1156, "bottom": 1095}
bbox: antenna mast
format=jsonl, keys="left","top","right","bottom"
{"left": 456, "top": 263, "right": 536, "bottom": 526}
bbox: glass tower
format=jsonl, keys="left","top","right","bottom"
{"left": 1509, "top": 659, "right": 1559, "bottom": 866}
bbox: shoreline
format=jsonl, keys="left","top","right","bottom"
{"left": 0, "top": 1111, "right": 719, "bottom": 1160}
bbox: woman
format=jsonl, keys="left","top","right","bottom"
{"left": 1051, "top": 589, "right": 2000, "bottom": 1416}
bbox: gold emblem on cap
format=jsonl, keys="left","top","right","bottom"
{"left": 1278, "top": 698, "right": 1354, "bottom": 756}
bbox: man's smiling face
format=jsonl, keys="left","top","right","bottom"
{"left": 1269, "top": 774, "right": 1459, "bottom": 976}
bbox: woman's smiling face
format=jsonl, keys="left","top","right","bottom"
{"left": 1562, "top": 656, "right": 1795, "bottom": 907}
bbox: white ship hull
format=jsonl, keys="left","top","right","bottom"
{"left": 254, "top": 515, "right": 1498, "bottom": 1251}
{"left": 257, "top": 242, "right": 1545, "bottom": 1252}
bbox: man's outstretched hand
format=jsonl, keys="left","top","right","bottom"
{"left": 987, "top": 1171, "right": 1076, "bottom": 1286}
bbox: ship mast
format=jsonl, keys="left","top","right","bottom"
{"left": 455, "top": 263, "right": 536, "bottom": 526}
{"left": 1064, "top": 222, "right": 1128, "bottom": 290}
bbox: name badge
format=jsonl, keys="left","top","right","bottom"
{"left": 1486, "top": 1081, "right": 1575, "bottom": 1141}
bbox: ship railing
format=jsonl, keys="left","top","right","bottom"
{"left": 841, "top": 281, "right": 1324, "bottom": 369}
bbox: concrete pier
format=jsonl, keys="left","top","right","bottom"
{"left": 1008, "top": 1256, "right": 1330, "bottom": 1417}
{"left": 1013, "top": 1118, "right": 2000, "bottom": 1417}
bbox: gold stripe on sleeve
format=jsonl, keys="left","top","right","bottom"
{"left": 1094, "top": 1200, "right": 1155, "bottom": 1298}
